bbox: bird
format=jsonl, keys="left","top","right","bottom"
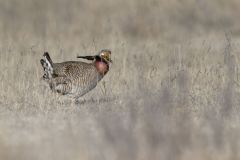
{"left": 40, "top": 49, "right": 112, "bottom": 100}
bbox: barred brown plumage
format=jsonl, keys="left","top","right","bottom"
{"left": 40, "top": 49, "right": 112, "bottom": 99}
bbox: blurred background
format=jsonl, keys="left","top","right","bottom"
{"left": 0, "top": 0, "right": 240, "bottom": 160}
{"left": 1, "top": 0, "right": 240, "bottom": 43}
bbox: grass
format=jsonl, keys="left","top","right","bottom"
{"left": 0, "top": 0, "right": 240, "bottom": 159}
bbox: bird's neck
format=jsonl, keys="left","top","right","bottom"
{"left": 95, "top": 59, "right": 109, "bottom": 75}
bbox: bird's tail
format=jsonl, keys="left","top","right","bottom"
{"left": 40, "top": 52, "right": 54, "bottom": 80}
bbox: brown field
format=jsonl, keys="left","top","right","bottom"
{"left": 0, "top": 0, "right": 240, "bottom": 159}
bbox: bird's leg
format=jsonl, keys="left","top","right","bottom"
{"left": 49, "top": 77, "right": 72, "bottom": 95}
{"left": 74, "top": 96, "right": 86, "bottom": 105}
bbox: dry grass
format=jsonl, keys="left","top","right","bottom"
{"left": 0, "top": 0, "right": 240, "bottom": 159}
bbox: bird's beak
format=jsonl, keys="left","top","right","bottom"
{"left": 103, "top": 57, "right": 112, "bottom": 64}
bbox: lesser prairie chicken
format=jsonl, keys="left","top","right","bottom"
{"left": 40, "top": 49, "right": 112, "bottom": 99}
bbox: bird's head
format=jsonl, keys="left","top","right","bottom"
{"left": 77, "top": 49, "right": 112, "bottom": 64}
